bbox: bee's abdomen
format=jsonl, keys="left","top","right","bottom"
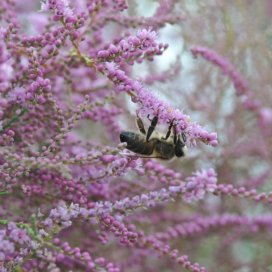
{"left": 155, "top": 141, "right": 175, "bottom": 160}
{"left": 120, "top": 131, "right": 154, "bottom": 155}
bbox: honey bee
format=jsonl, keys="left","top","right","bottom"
{"left": 120, "top": 115, "right": 187, "bottom": 160}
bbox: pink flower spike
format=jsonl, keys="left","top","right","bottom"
{"left": 191, "top": 46, "right": 250, "bottom": 96}
{"left": 183, "top": 168, "right": 218, "bottom": 203}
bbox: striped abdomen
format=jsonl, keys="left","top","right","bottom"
{"left": 120, "top": 131, "right": 155, "bottom": 155}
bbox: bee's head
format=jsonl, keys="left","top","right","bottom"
{"left": 120, "top": 131, "right": 130, "bottom": 143}
{"left": 174, "top": 133, "right": 187, "bottom": 157}
{"left": 175, "top": 145, "right": 187, "bottom": 157}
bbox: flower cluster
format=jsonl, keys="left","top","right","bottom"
{"left": 0, "top": 0, "right": 271, "bottom": 271}
{"left": 191, "top": 46, "right": 250, "bottom": 96}
{"left": 183, "top": 168, "right": 217, "bottom": 202}
{"left": 41, "top": 0, "right": 76, "bottom": 21}
{"left": 0, "top": 222, "right": 33, "bottom": 267}
{"left": 97, "top": 28, "right": 168, "bottom": 63}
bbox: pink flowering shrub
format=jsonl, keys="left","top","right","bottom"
{"left": 0, "top": 0, "right": 271, "bottom": 271}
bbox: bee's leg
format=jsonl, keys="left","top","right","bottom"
{"left": 181, "top": 132, "right": 187, "bottom": 143}
{"left": 146, "top": 115, "right": 158, "bottom": 142}
{"left": 136, "top": 115, "right": 146, "bottom": 135}
{"left": 132, "top": 155, "right": 164, "bottom": 159}
{"left": 162, "top": 121, "right": 174, "bottom": 140}
{"left": 173, "top": 126, "right": 177, "bottom": 144}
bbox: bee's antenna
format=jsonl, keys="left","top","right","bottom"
{"left": 181, "top": 132, "right": 187, "bottom": 143}
{"left": 162, "top": 119, "right": 176, "bottom": 141}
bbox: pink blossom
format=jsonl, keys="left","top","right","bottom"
{"left": 191, "top": 46, "right": 250, "bottom": 96}
{"left": 0, "top": 1, "right": 271, "bottom": 271}
{"left": 40, "top": 0, "right": 74, "bottom": 19}
{"left": 183, "top": 168, "right": 217, "bottom": 203}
